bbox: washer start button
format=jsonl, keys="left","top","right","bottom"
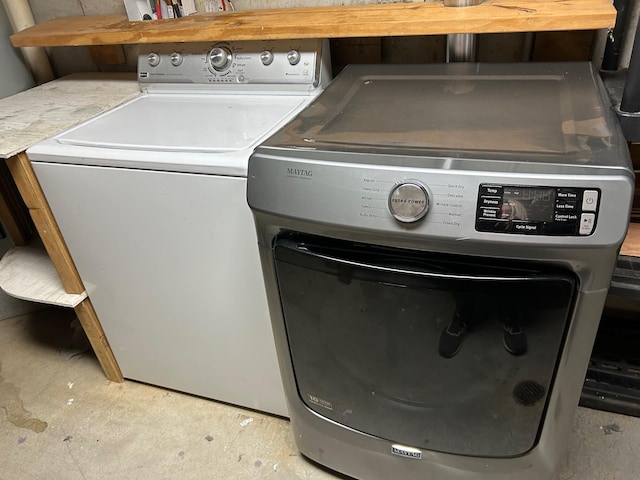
{"left": 388, "top": 181, "right": 430, "bottom": 223}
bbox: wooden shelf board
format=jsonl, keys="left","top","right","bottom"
{"left": 0, "top": 243, "right": 86, "bottom": 308}
{"left": 11, "top": 0, "right": 616, "bottom": 48}
{"left": 621, "top": 222, "right": 640, "bottom": 258}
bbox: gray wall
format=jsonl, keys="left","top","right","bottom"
{"left": 0, "top": 2, "right": 34, "bottom": 98}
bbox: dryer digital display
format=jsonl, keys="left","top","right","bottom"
{"left": 476, "top": 184, "right": 600, "bottom": 236}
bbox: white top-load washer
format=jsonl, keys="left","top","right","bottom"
{"left": 27, "top": 39, "right": 331, "bottom": 416}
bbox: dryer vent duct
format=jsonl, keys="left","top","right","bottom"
{"left": 444, "top": 0, "right": 485, "bottom": 62}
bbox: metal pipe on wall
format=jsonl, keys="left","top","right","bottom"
{"left": 621, "top": 17, "right": 640, "bottom": 113}
{"left": 602, "top": 0, "right": 632, "bottom": 71}
{"left": 619, "top": 0, "right": 640, "bottom": 68}
{"left": 444, "top": 0, "right": 485, "bottom": 62}
{"left": 447, "top": 33, "right": 476, "bottom": 63}
{"left": 1, "top": 0, "right": 54, "bottom": 84}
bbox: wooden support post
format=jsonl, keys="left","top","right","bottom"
{"left": 5, "top": 151, "right": 123, "bottom": 382}
{"left": 6, "top": 152, "right": 85, "bottom": 294}
{"left": 74, "top": 298, "right": 123, "bottom": 382}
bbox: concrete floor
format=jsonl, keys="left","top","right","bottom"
{"left": 1, "top": 307, "right": 639, "bottom": 480}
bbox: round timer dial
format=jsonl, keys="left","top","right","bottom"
{"left": 388, "top": 181, "right": 430, "bottom": 223}
{"left": 208, "top": 46, "right": 233, "bottom": 72}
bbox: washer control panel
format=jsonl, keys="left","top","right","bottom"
{"left": 476, "top": 184, "right": 600, "bottom": 236}
{"left": 138, "top": 39, "right": 323, "bottom": 85}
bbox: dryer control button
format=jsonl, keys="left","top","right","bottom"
{"left": 579, "top": 213, "right": 596, "bottom": 235}
{"left": 389, "top": 182, "right": 429, "bottom": 223}
{"left": 582, "top": 190, "right": 599, "bottom": 211}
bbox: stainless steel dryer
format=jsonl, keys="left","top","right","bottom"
{"left": 247, "top": 63, "right": 635, "bottom": 479}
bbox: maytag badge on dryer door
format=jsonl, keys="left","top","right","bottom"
{"left": 391, "top": 444, "right": 422, "bottom": 460}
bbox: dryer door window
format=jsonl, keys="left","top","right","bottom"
{"left": 273, "top": 234, "right": 576, "bottom": 458}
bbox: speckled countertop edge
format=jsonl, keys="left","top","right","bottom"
{"left": 0, "top": 72, "right": 140, "bottom": 159}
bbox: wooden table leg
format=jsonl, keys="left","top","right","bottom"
{"left": 6, "top": 153, "right": 84, "bottom": 293}
{"left": 6, "top": 151, "right": 123, "bottom": 382}
{"left": 74, "top": 298, "right": 123, "bottom": 382}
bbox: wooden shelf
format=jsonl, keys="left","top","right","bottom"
{"left": 11, "top": 0, "right": 616, "bottom": 48}
{"left": 621, "top": 223, "right": 640, "bottom": 258}
{"left": 0, "top": 242, "right": 87, "bottom": 308}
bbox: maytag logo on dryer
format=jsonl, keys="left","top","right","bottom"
{"left": 286, "top": 167, "right": 313, "bottom": 179}
{"left": 391, "top": 444, "right": 422, "bottom": 460}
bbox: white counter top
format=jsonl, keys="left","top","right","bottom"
{"left": 0, "top": 72, "right": 140, "bottom": 159}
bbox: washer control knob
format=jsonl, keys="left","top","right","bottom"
{"left": 388, "top": 181, "right": 430, "bottom": 223}
{"left": 169, "top": 52, "right": 183, "bottom": 66}
{"left": 209, "top": 46, "right": 232, "bottom": 71}
{"left": 147, "top": 52, "right": 161, "bottom": 67}
{"left": 287, "top": 49, "right": 301, "bottom": 65}
{"left": 260, "top": 50, "right": 274, "bottom": 66}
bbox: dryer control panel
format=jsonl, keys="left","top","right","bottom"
{"left": 475, "top": 184, "right": 600, "bottom": 236}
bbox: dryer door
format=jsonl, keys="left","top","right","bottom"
{"left": 273, "top": 234, "right": 577, "bottom": 457}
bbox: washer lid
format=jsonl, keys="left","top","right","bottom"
{"left": 56, "top": 93, "right": 308, "bottom": 153}
{"left": 260, "top": 63, "right": 626, "bottom": 167}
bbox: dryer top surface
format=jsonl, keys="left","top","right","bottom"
{"left": 258, "top": 62, "right": 629, "bottom": 172}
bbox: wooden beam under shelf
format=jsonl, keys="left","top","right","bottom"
{"left": 11, "top": 0, "right": 616, "bottom": 48}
